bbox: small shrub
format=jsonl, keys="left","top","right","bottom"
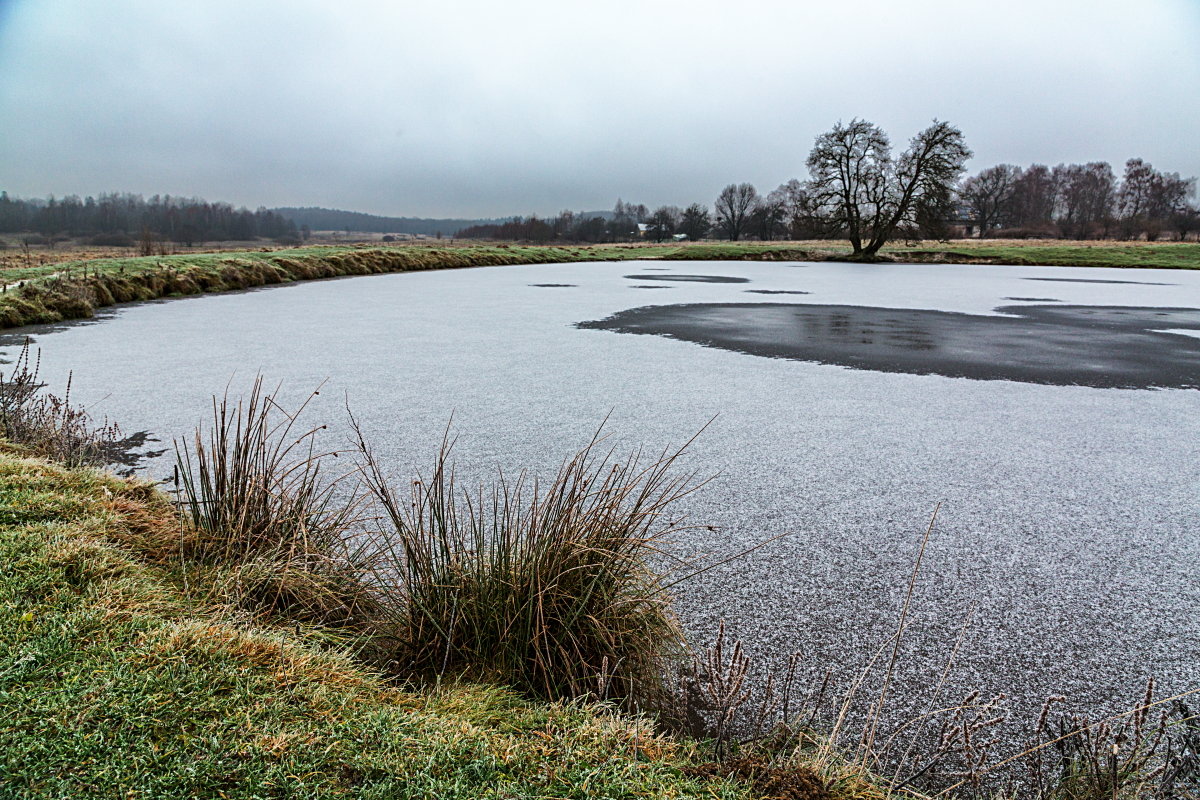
{"left": 137, "top": 228, "right": 159, "bottom": 256}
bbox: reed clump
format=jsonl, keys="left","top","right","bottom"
{"left": 352, "top": 421, "right": 697, "bottom": 706}
{"left": 169, "top": 379, "right": 703, "bottom": 707}
{"left": 173, "top": 379, "right": 379, "bottom": 629}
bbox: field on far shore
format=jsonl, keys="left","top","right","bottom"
{"left": 3, "top": 237, "right": 1199, "bottom": 279}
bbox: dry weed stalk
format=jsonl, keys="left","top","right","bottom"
{"left": 0, "top": 339, "right": 123, "bottom": 467}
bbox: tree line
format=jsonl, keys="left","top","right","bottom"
{"left": 959, "top": 158, "right": 1196, "bottom": 241}
{"left": 460, "top": 120, "right": 1198, "bottom": 252}
{"left": 0, "top": 192, "right": 298, "bottom": 246}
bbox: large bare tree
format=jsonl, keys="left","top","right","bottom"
{"left": 714, "top": 183, "right": 759, "bottom": 241}
{"left": 805, "top": 119, "right": 971, "bottom": 257}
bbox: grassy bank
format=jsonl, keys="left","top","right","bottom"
{"left": 0, "top": 245, "right": 612, "bottom": 329}
{"left": 0, "top": 447, "right": 762, "bottom": 799}
{"left": 1, "top": 239, "right": 1197, "bottom": 331}
{"left": 2, "top": 365, "right": 1196, "bottom": 798}
{"left": 887, "top": 241, "right": 1200, "bottom": 270}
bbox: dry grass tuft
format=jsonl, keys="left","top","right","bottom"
{"left": 173, "top": 378, "right": 380, "bottom": 629}
{"left": 352, "top": 418, "right": 702, "bottom": 707}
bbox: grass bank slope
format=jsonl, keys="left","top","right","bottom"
{"left": 0, "top": 245, "right": 617, "bottom": 329}
{"left": 0, "top": 448, "right": 754, "bottom": 799}
{"left": 891, "top": 241, "right": 1200, "bottom": 270}
{"left": 2, "top": 240, "right": 1196, "bottom": 331}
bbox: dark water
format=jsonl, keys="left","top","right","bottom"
{"left": 4, "top": 259, "right": 1197, "bottom": 741}
{"left": 624, "top": 273, "right": 750, "bottom": 283}
{"left": 1025, "top": 277, "right": 1177, "bottom": 286}
{"left": 578, "top": 303, "right": 1200, "bottom": 389}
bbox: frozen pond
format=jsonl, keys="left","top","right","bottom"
{"left": 4, "top": 258, "right": 1199, "bottom": 739}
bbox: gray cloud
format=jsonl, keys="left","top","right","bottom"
{"left": 1, "top": 0, "right": 1197, "bottom": 217}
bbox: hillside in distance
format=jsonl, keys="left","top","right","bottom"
{"left": 274, "top": 206, "right": 509, "bottom": 236}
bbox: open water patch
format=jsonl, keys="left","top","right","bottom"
{"left": 624, "top": 274, "right": 750, "bottom": 284}
{"left": 1024, "top": 277, "right": 1176, "bottom": 286}
{"left": 529, "top": 283, "right": 577, "bottom": 288}
{"left": 1005, "top": 297, "right": 1061, "bottom": 302}
{"left": 577, "top": 303, "right": 1200, "bottom": 389}
{"left": 745, "top": 289, "right": 811, "bottom": 295}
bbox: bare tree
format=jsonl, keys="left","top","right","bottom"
{"left": 1117, "top": 159, "right": 1196, "bottom": 240}
{"left": 1173, "top": 202, "right": 1200, "bottom": 241}
{"left": 769, "top": 179, "right": 816, "bottom": 239}
{"left": 1054, "top": 162, "right": 1116, "bottom": 239}
{"left": 750, "top": 191, "right": 788, "bottom": 240}
{"left": 714, "top": 183, "right": 759, "bottom": 241}
{"left": 645, "top": 206, "right": 680, "bottom": 242}
{"left": 678, "top": 203, "right": 711, "bottom": 241}
{"left": 608, "top": 199, "right": 648, "bottom": 241}
{"left": 550, "top": 210, "right": 577, "bottom": 240}
{"left": 959, "top": 164, "right": 1020, "bottom": 236}
{"left": 1008, "top": 164, "right": 1058, "bottom": 232}
{"left": 1118, "top": 158, "right": 1157, "bottom": 234}
{"left": 805, "top": 119, "right": 971, "bottom": 257}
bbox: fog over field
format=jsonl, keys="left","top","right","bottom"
{"left": 0, "top": 0, "right": 1197, "bottom": 217}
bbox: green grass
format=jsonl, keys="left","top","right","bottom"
{"left": 887, "top": 242, "right": 1200, "bottom": 270}
{"left": 0, "top": 449, "right": 756, "bottom": 799}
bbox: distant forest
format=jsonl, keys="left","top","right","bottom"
{"left": 0, "top": 192, "right": 297, "bottom": 245}
{"left": 273, "top": 207, "right": 505, "bottom": 237}
{"left": 0, "top": 194, "right": 500, "bottom": 244}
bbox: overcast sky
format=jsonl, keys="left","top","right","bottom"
{"left": 1, "top": 0, "right": 1197, "bottom": 218}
